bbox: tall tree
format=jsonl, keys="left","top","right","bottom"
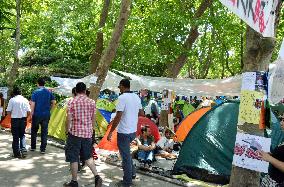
{"left": 7, "top": 0, "right": 21, "bottom": 94}
{"left": 89, "top": 0, "right": 111, "bottom": 73}
{"left": 165, "top": 0, "right": 213, "bottom": 78}
{"left": 229, "top": 2, "right": 283, "bottom": 186}
{"left": 89, "top": 0, "right": 132, "bottom": 100}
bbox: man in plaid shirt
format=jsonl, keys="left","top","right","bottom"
{"left": 64, "top": 82, "right": 102, "bottom": 187}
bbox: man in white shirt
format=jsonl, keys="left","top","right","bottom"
{"left": 107, "top": 79, "right": 143, "bottom": 187}
{"left": 6, "top": 87, "right": 31, "bottom": 158}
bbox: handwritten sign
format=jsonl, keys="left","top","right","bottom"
{"left": 219, "top": 0, "right": 278, "bottom": 37}
{"left": 232, "top": 132, "right": 271, "bottom": 173}
{"left": 238, "top": 90, "right": 264, "bottom": 125}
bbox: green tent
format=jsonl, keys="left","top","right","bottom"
{"left": 96, "top": 98, "right": 116, "bottom": 112}
{"left": 48, "top": 98, "right": 110, "bottom": 141}
{"left": 172, "top": 101, "right": 239, "bottom": 184}
{"left": 48, "top": 98, "right": 70, "bottom": 141}
{"left": 182, "top": 103, "right": 195, "bottom": 116}
{"left": 173, "top": 100, "right": 195, "bottom": 116}
{"left": 172, "top": 101, "right": 283, "bottom": 185}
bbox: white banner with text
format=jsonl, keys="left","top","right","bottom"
{"left": 219, "top": 0, "right": 278, "bottom": 37}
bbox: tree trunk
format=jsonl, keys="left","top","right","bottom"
{"left": 165, "top": 0, "right": 213, "bottom": 78}
{"left": 229, "top": 2, "right": 282, "bottom": 186}
{"left": 89, "top": 0, "right": 111, "bottom": 74}
{"left": 7, "top": 0, "right": 21, "bottom": 98}
{"left": 89, "top": 0, "right": 132, "bottom": 101}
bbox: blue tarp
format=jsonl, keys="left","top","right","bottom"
{"left": 99, "top": 109, "right": 112, "bottom": 123}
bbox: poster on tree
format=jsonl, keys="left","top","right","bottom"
{"left": 232, "top": 132, "right": 271, "bottom": 173}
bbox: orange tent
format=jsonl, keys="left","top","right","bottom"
{"left": 176, "top": 107, "right": 211, "bottom": 142}
{"left": 97, "top": 116, "right": 161, "bottom": 151}
{"left": 0, "top": 114, "right": 32, "bottom": 130}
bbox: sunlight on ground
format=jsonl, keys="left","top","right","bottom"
{"left": 1, "top": 132, "right": 209, "bottom": 187}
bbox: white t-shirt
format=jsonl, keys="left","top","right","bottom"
{"left": 116, "top": 92, "right": 142, "bottom": 134}
{"left": 6, "top": 95, "right": 31, "bottom": 118}
{"left": 156, "top": 137, "right": 174, "bottom": 150}
{"left": 145, "top": 99, "right": 159, "bottom": 115}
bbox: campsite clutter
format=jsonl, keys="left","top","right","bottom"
{"left": 1, "top": 67, "right": 284, "bottom": 186}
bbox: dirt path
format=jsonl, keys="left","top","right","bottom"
{"left": 0, "top": 132, "right": 183, "bottom": 187}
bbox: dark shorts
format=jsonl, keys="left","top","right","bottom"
{"left": 65, "top": 133, "right": 92, "bottom": 163}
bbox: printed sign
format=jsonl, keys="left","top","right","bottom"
{"left": 219, "top": 0, "right": 278, "bottom": 37}
{"left": 232, "top": 132, "right": 271, "bottom": 173}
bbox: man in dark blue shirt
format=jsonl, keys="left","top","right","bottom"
{"left": 30, "top": 78, "right": 56, "bottom": 154}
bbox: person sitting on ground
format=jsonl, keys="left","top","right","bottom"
{"left": 196, "top": 97, "right": 211, "bottom": 109}
{"left": 136, "top": 126, "right": 155, "bottom": 168}
{"left": 260, "top": 115, "right": 284, "bottom": 187}
{"left": 155, "top": 129, "right": 176, "bottom": 159}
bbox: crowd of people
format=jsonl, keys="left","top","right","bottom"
{"left": 1, "top": 77, "right": 283, "bottom": 187}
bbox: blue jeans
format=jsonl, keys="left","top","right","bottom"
{"left": 138, "top": 149, "right": 154, "bottom": 162}
{"left": 117, "top": 132, "right": 136, "bottom": 185}
{"left": 31, "top": 116, "right": 50, "bottom": 151}
{"left": 11, "top": 118, "right": 27, "bottom": 156}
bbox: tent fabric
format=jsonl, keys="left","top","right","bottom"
{"left": 51, "top": 71, "right": 142, "bottom": 96}
{"left": 182, "top": 103, "right": 195, "bottom": 116}
{"left": 136, "top": 117, "right": 160, "bottom": 141}
{"left": 117, "top": 70, "right": 242, "bottom": 97}
{"left": 173, "top": 101, "right": 240, "bottom": 184}
{"left": 0, "top": 114, "right": 32, "bottom": 130}
{"left": 94, "top": 110, "right": 108, "bottom": 137}
{"left": 48, "top": 98, "right": 109, "bottom": 140}
{"left": 48, "top": 101, "right": 68, "bottom": 141}
{"left": 97, "top": 123, "right": 118, "bottom": 151}
{"left": 97, "top": 117, "right": 161, "bottom": 151}
{"left": 51, "top": 70, "right": 242, "bottom": 97}
{"left": 268, "top": 110, "right": 284, "bottom": 151}
{"left": 98, "top": 109, "right": 112, "bottom": 124}
{"left": 175, "top": 107, "right": 211, "bottom": 142}
{"left": 96, "top": 99, "right": 116, "bottom": 112}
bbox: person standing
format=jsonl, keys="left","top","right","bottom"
{"left": 0, "top": 92, "right": 4, "bottom": 121}
{"left": 107, "top": 79, "right": 144, "bottom": 187}
{"left": 30, "top": 78, "right": 56, "bottom": 153}
{"left": 64, "top": 82, "right": 102, "bottom": 187}
{"left": 6, "top": 87, "right": 31, "bottom": 158}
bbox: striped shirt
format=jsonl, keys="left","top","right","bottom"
{"left": 67, "top": 94, "right": 96, "bottom": 138}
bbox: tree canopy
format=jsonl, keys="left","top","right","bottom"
{"left": 0, "top": 0, "right": 283, "bottom": 88}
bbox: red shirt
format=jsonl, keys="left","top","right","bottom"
{"left": 67, "top": 94, "right": 96, "bottom": 138}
